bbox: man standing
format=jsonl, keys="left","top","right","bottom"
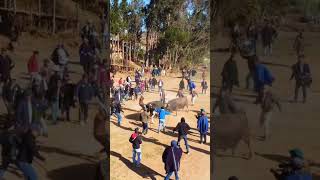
{"left": 158, "top": 78, "right": 164, "bottom": 92}
{"left": 47, "top": 67, "right": 61, "bottom": 125}
{"left": 140, "top": 108, "right": 150, "bottom": 135}
{"left": 79, "top": 39, "right": 94, "bottom": 74}
{"left": 76, "top": 74, "right": 94, "bottom": 125}
{"left": 156, "top": 107, "right": 171, "bottom": 133}
{"left": 129, "top": 128, "right": 142, "bottom": 167}
{"left": 162, "top": 140, "right": 183, "bottom": 180}
{"left": 260, "top": 87, "right": 281, "bottom": 141}
{"left": 197, "top": 110, "right": 209, "bottom": 144}
{"left": 0, "top": 48, "right": 14, "bottom": 83}
{"left": 16, "top": 89, "right": 33, "bottom": 133}
{"left": 261, "top": 21, "right": 277, "bottom": 56}
{"left": 27, "top": 51, "right": 40, "bottom": 81}
{"left": 114, "top": 102, "right": 124, "bottom": 126}
{"left": 173, "top": 117, "right": 190, "bottom": 154}
{"left": 293, "top": 31, "right": 304, "bottom": 57}
{"left": 221, "top": 54, "right": 239, "bottom": 92}
{"left": 290, "top": 55, "right": 311, "bottom": 103}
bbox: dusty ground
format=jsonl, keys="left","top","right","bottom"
{"left": 110, "top": 72, "right": 211, "bottom": 180}
{"left": 0, "top": 34, "right": 102, "bottom": 180}
{"left": 212, "top": 31, "right": 320, "bottom": 179}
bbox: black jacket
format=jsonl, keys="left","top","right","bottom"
{"left": 173, "top": 122, "right": 190, "bottom": 136}
{"left": 129, "top": 133, "right": 142, "bottom": 149}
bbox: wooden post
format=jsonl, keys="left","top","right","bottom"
{"left": 52, "top": 0, "right": 56, "bottom": 34}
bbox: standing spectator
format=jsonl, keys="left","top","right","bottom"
{"left": 27, "top": 51, "right": 40, "bottom": 81}
{"left": 79, "top": 39, "right": 94, "bottom": 74}
{"left": 247, "top": 22, "right": 258, "bottom": 54}
{"left": 254, "top": 57, "right": 274, "bottom": 104}
{"left": 293, "top": 31, "right": 304, "bottom": 57}
{"left": 261, "top": 21, "right": 277, "bottom": 56}
{"left": 156, "top": 107, "right": 171, "bottom": 133}
{"left": 158, "top": 78, "right": 164, "bottom": 92}
{"left": 47, "top": 67, "right": 61, "bottom": 125}
{"left": 201, "top": 79, "right": 208, "bottom": 94}
{"left": 60, "top": 75, "right": 75, "bottom": 121}
{"left": 15, "top": 89, "right": 33, "bottom": 133}
{"left": 290, "top": 55, "right": 311, "bottom": 103}
{"left": 76, "top": 74, "right": 94, "bottom": 126}
{"left": 144, "top": 78, "right": 149, "bottom": 92}
{"left": 197, "top": 110, "right": 209, "bottom": 144}
{"left": 221, "top": 54, "right": 239, "bottom": 92}
{"left": 260, "top": 88, "right": 281, "bottom": 141}
{"left": 173, "top": 117, "right": 190, "bottom": 154}
{"left": 160, "top": 89, "right": 166, "bottom": 104}
{"left": 39, "top": 59, "right": 51, "bottom": 83}
{"left": 151, "top": 77, "right": 157, "bottom": 91}
{"left": 162, "top": 140, "right": 183, "bottom": 180}
{"left": 51, "top": 43, "right": 69, "bottom": 77}
{"left": 114, "top": 102, "right": 124, "bottom": 126}
{"left": 140, "top": 108, "right": 150, "bottom": 135}
{"left": 129, "top": 128, "right": 142, "bottom": 167}
{"left": 0, "top": 48, "right": 14, "bottom": 83}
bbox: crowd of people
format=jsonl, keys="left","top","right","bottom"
{"left": 110, "top": 63, "right": 209, "bottom": 179}
{"left": 0, "top": 20, "right": 110, "bottom": 179}
{"left": 215, "top": 19, "right": 313, "bottom": 180}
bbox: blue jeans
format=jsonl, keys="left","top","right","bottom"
{"left": 115, "top": 112, "right": 122, "bottom": 125}
{"left": 132, "top": 149, "right": 142, "bottom": 165}
{"left": 158, "top": 120, "right": 165, "bottom": 132}
{"left": 0, "top": 162, "right": 38, "bottom": 180}
{"left": 165, "top": 171, "right": 179, "bottom": 180}
{"left": 51, "top": 101, "right": 59, "bottom": 123}
{"left": 178, "top": 135, "right": 189, "bottom": 152}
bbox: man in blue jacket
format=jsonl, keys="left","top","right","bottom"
{"left": 254, "top": 57, "right": 274, "bottom": 104}
{"left": 155, "top": 107, "right": 171, "bottom": 133}
{"left": 162, "top": 140, "right": 183, "bottom": 180}
{"left": 197, "top": 110, "right": 209, "bottom": 144}
{"left": 76, "top": 74, "right": 94, "bottom": 125}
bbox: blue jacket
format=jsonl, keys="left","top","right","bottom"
{"left": 76, "top": 81, "right": 94, "bottom": 103}
{"left": 188, "top": 81, "right": 196, "bottom": 90}
{"left": 254, "top": 64, "right": 274, "bottom": 91}
{"left": 197, "top": 115, "right": 209, "bottom": 134}
{"left": 156, "top": 108, "right": 171, "bottom": 121}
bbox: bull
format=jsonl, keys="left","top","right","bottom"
{"left": 166, "top": 96, "right": 189, "bottom": 115}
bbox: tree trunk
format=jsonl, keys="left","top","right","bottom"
{"left": 145, "top": 30, "right": 149, "bottom": 66}
{"left": 122, "top": 41, "right": 125, "bottom": 66}
{"left": 52, "top": 0, "right": 56, "bottom": 34}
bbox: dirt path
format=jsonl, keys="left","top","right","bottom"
{"left": 110, "top": 73, "right": 211, "bottom": 180}
{"left": 212, "top": 31, "right": 320, "bottom": 179}
{"left": 0, "top": 35, "right": 102, "bottom": 180}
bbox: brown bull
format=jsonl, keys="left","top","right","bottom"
{"left": 166, "top": 96, "right": 189, "bottom": 115}
{"left": 213, "top": 111, "right": 252, "bottom": 159}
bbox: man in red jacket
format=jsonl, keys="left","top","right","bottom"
{"left": 27, "top": 51, "right": 40, "bottom": 81}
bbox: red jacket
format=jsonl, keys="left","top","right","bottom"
{"left": 28, "top": 54, "right": 39, "bottom": 73}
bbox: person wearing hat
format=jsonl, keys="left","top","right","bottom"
{"left": 129, "top": 128, "right": 142, "bottom": 167}
{"left": 140, "top": 107, "right": 150, "bottom": 135}
{"left": 197, "top": 110, "right": 209, "bottom": 144}
{"left": 15, "top": 89, "right": 34, "bottom": 133}
{"left": 0, "top": 48, "right": 14, "bottom": 83}
{"left": 27, "top": 51, "right": 40, "bottom": 81}
{"left": 259, "top": 86, "right": 281, "bottom": 141}
{"left": 173, "top": 117, "right": 191, "bottom": 154}
{"left": 290, "top": 54, "right": 311, "bottom": 103}
{"left": 155, "top": 106, "right": 171, "bottom": 133}
{"left": 162, "top": 140, "right": 183, "bottom": 180}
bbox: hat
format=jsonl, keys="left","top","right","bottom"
{"left": 289, "top": 148, "right": 304, "bottom": 159}
{"left": 171, "top": 140, "right": 178, "bottom": 147}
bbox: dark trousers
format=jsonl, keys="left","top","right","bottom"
{"left": 200, "top": 133, "right": 207, "bottom": 143}
{"left": 294, "top": 82, "right": 307, "bottom": 102}
{"left": 177, "top": 134, "right": 189, "bottom": 152}
{"left": 62, "top": 106, "right": 71, "bottom": 121}
{"left": 142, "top": 122, "right": 148, "bottom": 134}
{"left": 79, "top": 102, "right": 89, "bottom": 122}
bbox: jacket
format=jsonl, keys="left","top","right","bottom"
{"left": 173, "top": 122, "right": 190, "bottom": 136}
{"left": 197, "top": 115, "right": 209, "bottom": 134}
{"left": 221, "top": 59, "right": 239, "bottom": 86}
{"left": 79, "top": 43, "right": 94, "bottom": 65}
{"left": 290, "top": 62, "right": 311, "bottom": 84}
{"left": 129, "top": 133, "right": 142, "bottom": 149}
{"left": 156, "top": 108, "right": 171, "bottom": 121}
{"left": 27, "top": 54, "right": 39, "bottom": 73}
{"left": 76, "top": 81, "right": 94, "bottom": 103}
{"left": 162, "top": 146, "right": 183, "bottom": 173}
{"left": 254, "top": 64, "right": 274, "bottom": 91}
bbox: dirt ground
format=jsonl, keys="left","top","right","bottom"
{"left": 212, "top": 31, "right": 320, "bottom": 179}
{"left": 0, "top": 34, "right": 103, "bottom": 180}
{"left": 110, "top": 72, "right": 211, "bottom": 180}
